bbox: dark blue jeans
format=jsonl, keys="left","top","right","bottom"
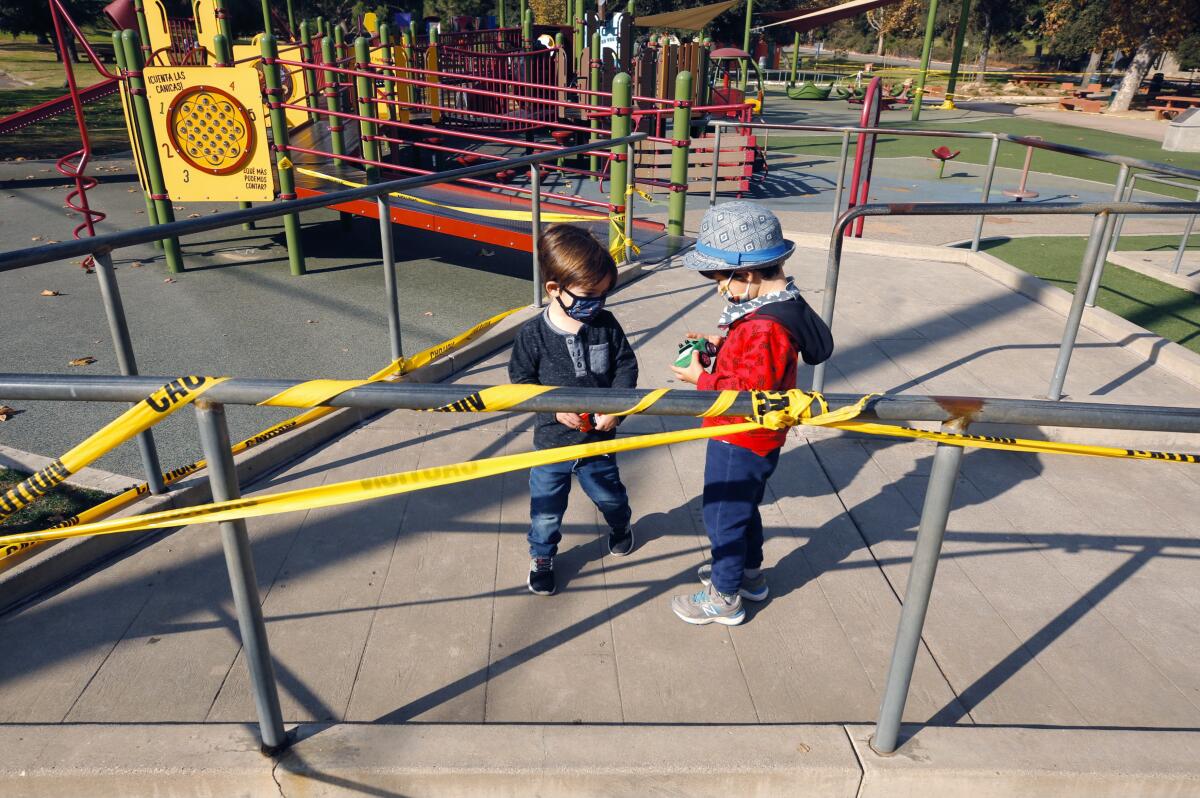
{"left": 528, "top": 454, "right": 632, "bottom": 558}
{"left": 703, "top": 439, "right": 780, "bottom": 595}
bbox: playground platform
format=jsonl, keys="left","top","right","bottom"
{"left": 3, "top": 239, "right": 1200, "bottom": 795}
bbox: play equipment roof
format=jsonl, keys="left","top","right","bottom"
{"left": 633, "top": 0, "right": 739, "bottom": 31}
{"left": 757, "top": 0, "right": 902, "bottom": 31}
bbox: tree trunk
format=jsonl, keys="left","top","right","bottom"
{"left": 876, "top": 31, "right": 884, "bottom": 56}
{"left": 1109, "top": 39, "right": 1155, "bottom": 112}
{"left": 1082, "top": 50, "right": 1102, "bottom": 85}
{"left": 973, "top": 21, "right": 990, "bottom": 86}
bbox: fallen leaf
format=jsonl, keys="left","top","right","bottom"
{"left": 127, "top": 187, "right": 137, "bottom": 193}
{"left": 130, "top": 261, "right": 143, "bottom": 268}
{"left": 14, "top": 156, "right": 25, "bottom": 161}
{"left": 422, "top": 311, "right": 434, "bottom": 317}
{"left": 173, "top": 206, "right": 184, "bottom": 211}
{"left": 40, "top": 289, "right": 60, "bottom": 296}
{"left": 163, "top": 277, "right": 176, "bottom": 283}
{"left": 69, "top": 356, "right": 96, "bottom": 366}
{"left": 305, "top": 319, "right": 317, "bottom": 323}
{"left": 0, "top": 405, "right": 18, "bottom": 421}
{"left": 47, "top": 239, "right": 59, "bottom": 244}
{"left": 30, "top": 236, "right": 41, "bottom": 241}
{"left": 187, "top": 213, "right": 201, "bottom": 218}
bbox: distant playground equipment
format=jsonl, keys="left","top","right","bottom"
{"left": 930, "top": 144, "right": 959, "bottom": 179}
{"left": 14, "top": 0, "right": 778, "bottom": 273}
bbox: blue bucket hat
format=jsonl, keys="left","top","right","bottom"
{"left": 683, "top": 201, "right": 795, "bottom": 273}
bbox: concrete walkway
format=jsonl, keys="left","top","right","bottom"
{"left": 2, "top": 238, "right": 1200, "bottom": 794}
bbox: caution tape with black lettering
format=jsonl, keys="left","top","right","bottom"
{"left": 0, "top": 305, "right": 522, "bottom": 564}
{"left": 2, "top": 384, "right": 1197, "bottom": 553}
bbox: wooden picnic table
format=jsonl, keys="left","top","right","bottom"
{"left": 1149, "top": 96, "right": 1200, "bottom": 120}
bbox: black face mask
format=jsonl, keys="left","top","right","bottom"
{"left": 556, "top": 285, "right": 608, "bottom": 323}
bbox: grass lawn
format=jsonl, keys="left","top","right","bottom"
{"left": 0, "top": 38, "right": 130, "bottom": 160}
{"left": 766, "top": 115, "right": 1200, "bottom": 199}
{"left": 977, "top": 235, "right": 1200, "bottom": 354}
{"left": 0, "top": 467, "right": 112, "bottom": 534}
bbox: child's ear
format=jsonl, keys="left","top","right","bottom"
{"left": 545, "top": 280, "right": 560, "bottom": 295}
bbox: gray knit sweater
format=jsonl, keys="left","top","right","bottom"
{"left": 508, "top": 309, "right": 639, "bottom": 449}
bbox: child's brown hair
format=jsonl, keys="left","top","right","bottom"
{"left": 539, "top": 224, "right": 617, "bottom": 290}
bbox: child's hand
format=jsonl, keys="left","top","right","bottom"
{"left": 556, "top": 412, "right": 583, "bottom": 429}
{"left": 686, "top": 331, "right": 723, "bottom": 351}
{"left": 592, "top": 413, "right": 619, "bottom": 432}
{"left": 670, "top": 353, "right": 705, "bottom": 385}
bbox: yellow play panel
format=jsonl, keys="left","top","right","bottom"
{"left": 145, "top": 66, "right": 274, "bottom": 202}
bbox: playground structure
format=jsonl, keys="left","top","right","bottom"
{"left": 7, "top": 0, "right": 780, "bottom": 273}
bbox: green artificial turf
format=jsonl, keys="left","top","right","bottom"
{"left": 767, "top": 117, "right": 1200, "bottom": 199}
{"left": 0, "top": 467, "right": 112, "bottom": 534}
{"left": 978, "top": 235, "right": 1200, "bottom": 354}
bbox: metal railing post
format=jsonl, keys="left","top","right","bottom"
{"left": 530, "top": 164, "right": 544, "bottom": 306}
{"left": 1084, "top": 164, "right": 1129, "bottom": 307}
{"left": 321, "top": 35, "right": 346, "bottom": 164}
{"left": 1048, "top": 211, "right": 1109, "bottom": 401}
{"left": 624, "top": 144, "right": 637, "bottom": 266}
{"left": 811, "top": 210, "right": 851, "bottom": 393}
{"left": 667, "top": 71, "right": 692, "bottom": 237}
{"left": 1107, "top": 172, "right": 1137, "bottom": 253}
{"left": 831, "top": 129, "right": 851, "bottom": 233}
{"left": 378, "top": 196, "right": 403, "bottom": 360}
{"left": 589, "top": 31, "right": 602, "bottom": 181}
{"left": 1172, "top": 208, "right": 1196, "bottom": 274}
{"left": 708, "top": 123, "right": 722, "bottom": 207}
{"left": 872, "top": 418, "right": 968, "bottom": 755}
{"left": 970, "top": 134, "right": 999, "bottom": 252}
{"left": 93, "top": 252, "right": 165, "bottom": 494}
{"left": 194, "top": 402, "right": 287, "bottom": 755}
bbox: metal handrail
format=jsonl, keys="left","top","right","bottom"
{"left": 5, "top": 373, "right": 1200, "bottom": 433}
{"left": 1108, "top": 172, "right": 1200, "bottom": 275}
{"left": 6, "top": 370, "right": 1199, "bottom": 757}
{"left": 0, "top": 133, "right": 647, "bottom": 272}
{"left": 812, "top": 200, "right": 1200, "bottom": 402}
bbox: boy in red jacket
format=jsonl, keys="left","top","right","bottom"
{"left": 669, "top": 202, "right": 833, "bottom": 626}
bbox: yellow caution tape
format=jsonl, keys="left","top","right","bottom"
{"left": 297, "top": 167, "right": 602, "bottom": 225}
{"left": 0, "top": 376, "right": 227, "bottom": 524}
{"left": 5, "top": 380, "right": 1197, "bottom": 554}
{"left": 0, "top": 306, "right": 521, "bottom": 564}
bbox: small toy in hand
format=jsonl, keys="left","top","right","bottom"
{"left": 674, "top": 338, "right": 718, "bottom": 370}
{"left": 578, "top": 412, "right": 595, "bottom": 433}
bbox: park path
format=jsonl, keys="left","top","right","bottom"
{"left": 2, "top": 243, "right": 1199, "bottom": 735}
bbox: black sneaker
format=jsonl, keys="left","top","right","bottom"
{"left": 528, "top": 556, "right": 556, "bottom": 595}
{"left": 608, "top": 524, "right": 635, "bottom": 557}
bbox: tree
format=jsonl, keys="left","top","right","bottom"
{"left": 1043, "top": 0, "right": 1200, "bottom": 111}
{"left": 968, "top": 0, "right": 1038, "bottom": 84}
{"left": 864, "top": 0, "right": 923, "bottom": 56}
{"left": 0, "top": 0, "right": 105, "bottom": 43}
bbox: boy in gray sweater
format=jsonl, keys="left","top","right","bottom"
{"left": 508, "top": 225, "right": 639, "bottom": 596}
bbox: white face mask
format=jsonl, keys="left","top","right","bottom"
{"left": 718, "top": 275, "right": 751, "bottom": 304}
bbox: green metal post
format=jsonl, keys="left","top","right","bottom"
{"left": 573, "top": 0, "right": 584, "bottom": 72}
{"left": 354, "top": 37, "right": 381, "bottom": 183}
{"left": 627, "top": 0, "right": 634, "bottom": 14}
{"left": 119, "top": 30, "right": 182, "bottom": 271}
{"left": 213, "top": 0, "right": 232, "bottom": 43}
{"left": 380, "top": 22, "right": 397, "bottom": 136}
{"left": 259, "top": 0, "right": 271, "bottom": 36}
{"left": 788, "top": 31, "right": 800, "bottom": 87}
{"left": 299, "top": 20, "right": 318, "bottom": 122}
{"left": 214, "top": 33, "right": 256, "bottom": 230}
{"left": 112, "top": 31, "right": 158, "bottom": 233}
{"left": 130, "top": 0, "right": 153, "bottom": 60}
{"left": 321, "top": 35, "right": 346, "bottom": 163}
{"left": 944, "top": 0, "right": 971, "bottom": 108}
{"left": 740, "top": 0, "right": 753, "bottom": 93}
{"left": 285, "top": 0, "right": 296, "bottom": 39}
{"left": 911, "top": 0, "right": 939, "bottom": 121}
{"left": 498, "top": 0, "right": 506, "bottom": 29}
{"left": 668, "top": 71, "right": 691, "bottom": 237}
{"left": 608, "top": 72, "right": 631, "bottom": 252}
{"left": 261, "top": 35, "right": 306, "bottom": 276}
{"left": 523, "top": 8, "right": 533, "bottom": 48}
{"left": 334, "top": 25, "right": 349, "bottom": 111}
{"left": 701, "top": 38, "right": 712, "bottom": 104}
{"left": 520, "top": 0, "right": 528, "bottom": 32}
{"left": 589, "top": 30, "right": 601, "bottom": 179}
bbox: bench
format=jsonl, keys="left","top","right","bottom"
{"left": 1058, "top": 97, "right": 1104, "bottom": 113}
{"left": 1149, "top": 96, "right": 1200, "bottom": 120}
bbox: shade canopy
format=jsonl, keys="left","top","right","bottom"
{"left": 757, "top": 0, "right": 902, "bottom": 32}
{"left": 633, "top": 0, "right": 739, "bottom": 31}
